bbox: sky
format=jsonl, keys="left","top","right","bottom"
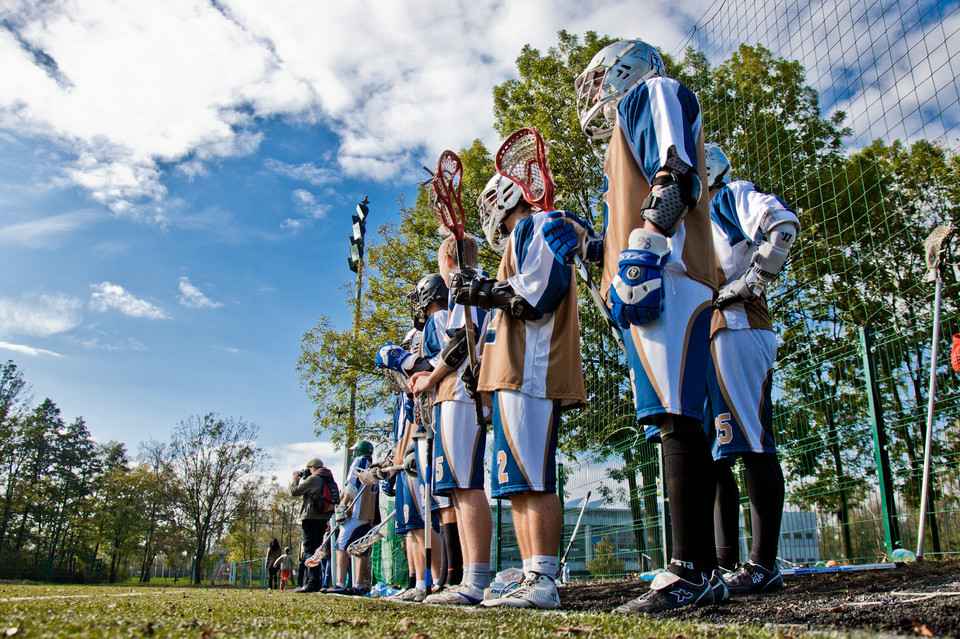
{"left": 1, "top": 0, "right": 957, "bottom": 483}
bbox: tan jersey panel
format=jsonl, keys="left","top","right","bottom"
{"left": 602, "top": 125, "right": 717, "bottom": 296}
{"left": 477, "top": 239, "right": 586, "bottom": 410}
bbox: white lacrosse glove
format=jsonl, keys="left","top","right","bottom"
{"left": 357, "top": 468, "right": 379, "bottom": 487}
{"left": 334, "top": 504, "right": 348, "bottom": 525}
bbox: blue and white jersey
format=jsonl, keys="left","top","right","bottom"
{"left": 419, "top": 309, "right": 448, "bottom": 366}
{"left": 601, "top": 76, "right": 716, "bottom": 295}
{"left": 345, "top": 455, "right": 376, "bottom": 521}
{"left": 710, "top": 180, "right": 793, "bottom": 331}
{"left": 477, "top": 211, "right": 586, "bottom": 407}
{"left": 435, "top": 287, "right": 491, "bottom": 404}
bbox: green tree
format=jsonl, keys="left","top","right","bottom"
{"left": 166, "top": 413, "right": 264, "bottom": 584}
{"left": 586, "top": 536, "right": 625, "bottom": 577}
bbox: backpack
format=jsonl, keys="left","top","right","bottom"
{"left": 312, "top": 469, "right": 340, "bottom": 516}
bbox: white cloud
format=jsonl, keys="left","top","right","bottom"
{"left": 0, "top": 0, "right": 707, "bottom": 215}
{"left": 0, "top": 340, "right": 64, "bottom": 357}
{"left": 0, "top": 209, "right": 104, "bottom": 248}
{"left": 0, "top": 291, "right": 83, "bottom": 336}
{"left": 89, "top": 281, "right": 169, "bottom": 319}
{"left": 178, "top": 276, "right": 223, "bottom": 309}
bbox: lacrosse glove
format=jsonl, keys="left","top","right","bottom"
{"left": 610, "top": 228, "right": 670, "bottom": 327}
{"left": 543, "top": 211, "right": 603, "bottom": 264}
{"left": 402, "top": 442, "right": 418, "bottom": 477}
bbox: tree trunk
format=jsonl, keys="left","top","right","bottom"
{"left": 622, "top": 447, "right": 648, "bottom": 572}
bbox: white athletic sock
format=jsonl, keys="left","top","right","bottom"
{"left": 469, "top": 563, "right": 490, "bottom": 589}
{"left": 416, "top": 579, "right": 425, "bottom": 591}
{"left": 530, "top": 555, "right": 558, "bottom": 579}
{"left": 522, "top": 558, "right": 533, "bottom": 574}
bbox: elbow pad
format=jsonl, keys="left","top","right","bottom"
{"left": 440, "top": 327, "right": 470, "bottom": 370}
{"left": 640, "top": 146, "right": 702, "bottom": 237}
{"left": 751, "top": 222, "right": 798, "bottom": 284}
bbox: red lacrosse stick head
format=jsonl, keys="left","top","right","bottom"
{"left": 495, "top": 126, "right": 555, "bottom": 212}
{"left": 431, "top": 150, "right": 466, "bottom": 240}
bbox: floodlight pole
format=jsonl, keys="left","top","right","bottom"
{"left": 344, "top": 197, "right": 370, "bottom": 484}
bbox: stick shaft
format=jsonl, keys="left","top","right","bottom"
{"left": 558, "top": 490, "right": 592, "bottom": 577}
{"left": 454, "top": 237, "right": 486, "bottom": 426}
{"left": 917, "top": 276, "right": 943, "bottom": 558}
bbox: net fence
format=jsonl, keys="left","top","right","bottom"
{"left": 366, "top": 0, "right": 960, "bottom": 582}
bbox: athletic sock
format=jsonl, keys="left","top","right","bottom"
{"left": 522, "top": 558, "right": 532, "bottom": 574}
{"left": 436, "top": 527, "right": 449, "bottom": 588}
{"left": 407, "top": 573, "right": 416, "bottom": 589}
{"left": 442, "top": 523, "right": 463, "bottom": 585}
{"left": 530, "top": 555, "right": 558, "bottom": 579}
{"left": 743, "top": 452, "right": 785, "bottom": 569}
{"left": 416, "top": 579, "right": 425, "bottom": 591}
{"left": 714, "top": 461, "right": 742, "bottom": 569}
{"left": 661, "top": 426, "right": 717, "bottom": 580}
{"left": 469, "top": 563, "right": 490, "bottom": 589}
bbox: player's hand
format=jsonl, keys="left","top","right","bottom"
{"left": 543, "top": 211, "right": 603, "bottom": 264}
{"left": 715, "top": 270, "right": 764, "bottom": 310}
{"left": 357, "top": 469, "right": 379, "bottom": 486}
{"left": 610, "top": 228, "right": 670, "bottom": 327}
{"left": 376, "top": 342, "right": 412, "bottom": 372}
{"left": 334, "top": 504, "right": 348, "bottom": 525}
{"left": 408, "top": 370, "right": 433, "bottom": 395}
{"left": 450, "top": 268, "right": 496, "bottom": 309}
{"left": 460, "top": 358, "right": 481, "bottom": 400}
{"left": 402, "top": 442, "right": 418, "bottom": 477}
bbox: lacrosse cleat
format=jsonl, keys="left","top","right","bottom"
{"left": 722, "top": 561, "right": 783, "bottom": 593}
{"left": 423, "top": 583, "right": 484, "bottom": 605}
{"left": 480, "top": 573, "right": 560, "bottom": 609}
{"left": 386, "top": 587, "right": 426, "bottom": 603}
{"left": 613, "top": 571, "right": 713, "bottom": 614}
{"left": 709, "top": 568, "right": 730, "bottom": 602}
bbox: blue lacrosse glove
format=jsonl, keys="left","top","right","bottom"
{"left": 542, "top": 211, "right": 603, "bottom": 264}
{"left": 375, "top": 342, "right": 413, "bottom": 372}
{"left": 609, "top": 228, "right": 670, "bottom": 327}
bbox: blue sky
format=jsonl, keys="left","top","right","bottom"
{"left": 1, "top": 0, "right": 956, "bottom": 481}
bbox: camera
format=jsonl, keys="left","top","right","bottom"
{"left": 295, "top": 468, "right": 310, "bottom": 479}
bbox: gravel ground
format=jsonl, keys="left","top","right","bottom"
{"left": 560, "top": 558, "right": 960, "bottom": 637}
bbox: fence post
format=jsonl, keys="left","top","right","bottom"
{"left": 860, "top": 325, "right": 901, "bottom": 555}
{"left": 495, "top": 500, "right": 502, "bottom": 573}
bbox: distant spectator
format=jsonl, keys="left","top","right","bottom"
{"left": 274, "top": 546, "right": 295, "bottom": 591}
{"left": 290, "top": 458, "right": 338, "bottom": 593}
{"left": 265, "top": 538, "right": 282, "bottom": 590}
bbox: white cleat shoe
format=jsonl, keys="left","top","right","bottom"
{"left": 480, "top": 573, "right": 560, "bottom": 610}
{"left": 423, "top": 583, "right": 484, "bottom": 605}
{"left": 386, "top": 587, "right": 426, "bottom": 603}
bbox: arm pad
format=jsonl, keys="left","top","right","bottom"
{"left": 440, "top": 326, "right": 470, "bottom": 369}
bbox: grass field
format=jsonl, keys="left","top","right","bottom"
{"left": 0, "top": 584, "right": 781, "bottom": 638}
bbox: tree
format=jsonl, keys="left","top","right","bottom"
{"left": 586, "top": 536, "right": 625, "bottom": 577}
{"left": 166, "top": 413, "right": 264, "bottom": 584}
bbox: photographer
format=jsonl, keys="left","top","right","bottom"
{"left": 289, "top": 458, "right": 337, "bottom": 593}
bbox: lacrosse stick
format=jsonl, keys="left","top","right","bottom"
{"left": 414, "top": 389, "right": 436, "bottom": 594}
{"left": 347, "top": 510, "right": 397, "bottom": 556}
{"left": 917, "top": 224, "right": 954, "bottom": 559}
{"left": 558, "top": 490, "right": 592, "bottom": 581}
{"left": 306, "top": 481, "right": 372, "bottom": 567}
{"left": 431, "top": 151, "right": 486, "bottom": 427}
{"left": 495, "top": 126, "right": 625, "bottom": 354}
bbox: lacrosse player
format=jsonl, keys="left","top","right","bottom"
{"left": 376, "top": 275, "right": 447, "bottom": 601}
{"left": 328, "top": 440, "right": 379, "bottom": 595}
{"left": 702, "top": 144, "right": 798, "bottom": 594}
{"left": 439, "top": 172, "right": 585, "bottom": 610}
{"left": 547, "top": 39, "right": 722, "bottom": 613}
{"left": 408, "top": 234, "right": 488, "bottom": 605}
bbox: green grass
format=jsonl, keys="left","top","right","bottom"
{"left": 0, "top": 584, "right": 789, "bottom": 638}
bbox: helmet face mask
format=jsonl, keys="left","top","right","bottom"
{"left": 477, "top": 174, "right": 524, "bottom": 253}
{"left": 576, "top": 40, "right": 665, "bottom": 140}
{"left": 704, "top": 144, "right": 732, "bottom": 190}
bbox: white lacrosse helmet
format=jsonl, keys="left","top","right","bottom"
{"left": 704, "top": 144, "right": 732, "bottom": 190}
{"left": 477, "top": 173, "right": 524, "bottom": 252}
{"left": 575, "top": 40, "right": 665, "bottom": 140}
